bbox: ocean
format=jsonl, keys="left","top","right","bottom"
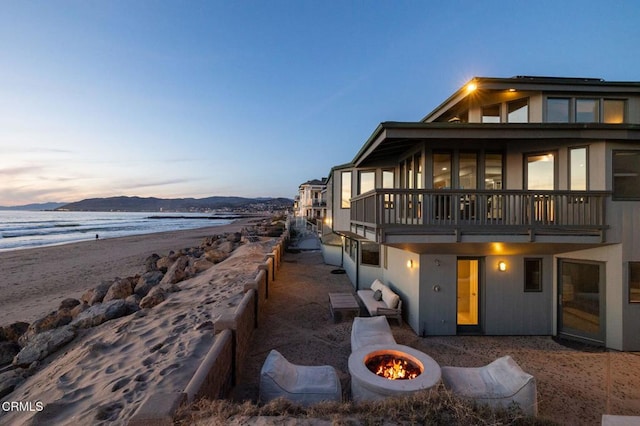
{"left": 0, "top": 210, "right": 235, "bottom": 252}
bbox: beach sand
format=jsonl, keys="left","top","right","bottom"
{"left": 0, "top": 216, "right": 277, "bottom": 425}
{"left": 0, "top": 217, "right": 257, "bottom": 325}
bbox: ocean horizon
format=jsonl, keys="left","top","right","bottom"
{"left": 0, "top": 210, "right": 236, "bottom": 252}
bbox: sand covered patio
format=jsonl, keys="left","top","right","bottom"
{"left": 230, "top": 250, "right": 640, "bottom": 425}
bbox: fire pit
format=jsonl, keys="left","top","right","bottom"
{"left": 348, "top": 344, "right": 441, "bottom": 402}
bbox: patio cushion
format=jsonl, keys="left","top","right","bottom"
{"left": 381, "top": 286, "right": 400, "bottom": 309}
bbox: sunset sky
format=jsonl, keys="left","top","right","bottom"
{"left": 1, "top": 1, "right": 639, "bottom": 206}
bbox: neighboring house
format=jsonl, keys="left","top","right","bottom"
{"left": 323, "top": 76, "right": 640, "bottom": 351}
{"left": 295, "top": 178, "right": 327, "bottom": 219}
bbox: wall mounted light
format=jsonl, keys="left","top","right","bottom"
{"left": 498, "top": 261, "right": 507, "bottom": 272}
{"left": 407, "top": 259, "right": 414, "bottom": 269}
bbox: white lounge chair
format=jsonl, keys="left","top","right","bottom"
{"left": 351, "top": 316, "right": 396, "bottom": 352}
{"left": 259, "top": 349, "right": 342, "bottom": 406}
{"left": 441, "top": 355, "right": 538, "bottom": 417}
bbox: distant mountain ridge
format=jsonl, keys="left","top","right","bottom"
{"left": 54, "top": 196, "right": 293, "bottom": 212}
{"left": 0, "top": 202, "right": 67, "bottom": 211}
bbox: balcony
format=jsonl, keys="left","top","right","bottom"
{"left": 350, "top": 189, "right": 610, "bottom": 243}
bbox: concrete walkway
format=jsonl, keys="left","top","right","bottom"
{"left": 231, "top": 250, "right": 640, "bottom": 425}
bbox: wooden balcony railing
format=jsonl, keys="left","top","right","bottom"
{"left": 350, "top": 189, "right": 609, "bottom": 239}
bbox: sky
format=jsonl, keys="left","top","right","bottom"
{"left": 1, "top": 1, "right": 639, "bottom": 206}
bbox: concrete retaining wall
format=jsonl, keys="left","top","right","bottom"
{"left": 128, "top": 232, "right": 289, "bottom": 425}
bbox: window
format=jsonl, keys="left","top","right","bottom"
{"left": 358, "top": 171, "right": 375, "bottom": 195}
{"left": 546, "top": 98, "right": 570, "bottom": 122}
{"left": 576, "top": 99, "right": 599, "bottom": 123}
{"left": 569, "top": 147, "right": 588, "bottom": 190}
{"left": 630, "top": 262, "right": 640, "bottom": 303}
{"left": 361, "top": 243, "right": 380, "bottom": 266}
{"left": 433, "top": 153, "right": 452, "bottom": 189}
{"left": 604, "top": 99, "right": 625, "bottom": 123}
{"left": 524, "top": 258, "right": 542, "bottom": 292}
{"left": 526, "top": 152, "right": 555, "bottom": 190}
{"left": 508, "top": 98, "right": 529, "bottom": 123}
{"left": 484, "top": 153, "right": 503, "bottom": 189}
{"left": 341, "top": 171, "right": 351, "bottom": 208}
{"left": 382, "top": 170, "right": 394, "bottom": 209}
{"left": 459, "top": 153, "right": 477, "bottom": 189}
{"left": 613, "top": 150, "right": 640, "bottom": 200}
{"left": 349, "top": 239, "right": 357, "bottom": 261}
{"left": 482, "top": 104, "right": 501, "bottom": 123}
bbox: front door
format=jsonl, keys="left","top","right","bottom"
{"left": 558, "top": 260, "right": 605, "bottom": 345}
{"left": 457, "top": 258, "right": 482, "bottom": 334}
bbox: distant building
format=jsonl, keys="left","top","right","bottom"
{"left": 323, "top": 76, "right": 640, "bottom": 351}
{"left": 294, "top": 178, "right": 327, "bottom": 219}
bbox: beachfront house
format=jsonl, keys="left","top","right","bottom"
{"left": 322, "top": 76, "right": 640, "bottom": 351}
{"left": 294, "top": 178, "right": 328, "bottom": 220}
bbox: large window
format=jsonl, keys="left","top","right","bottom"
{"left": 527, "top": 152, "right": 555, "bottom": 190}
{"left": 358, "top": 171, "right": 375, "bottom": 195}
{"left": 613, "top": 150, "right": 640, "bottom": 200}
{"left": 433, "top": 153, "right": 452, "bottom": 189}
{"left": 569, "top": 147, "right": 588, "bottom": 190}
{"left": 576, "top": 99, "right": 599, "bottom": 123}
{"left": 341, "top": 171, "right": 352, "bottom": 208}
{"left": 546, "top": 98, "right": 570, "bottom": 122}
{"left": 459, "top": 153, "right": 477, "bottom": 189}
{"left": 508, "top": 98, "right": 529, "bottom": 123}
{"left": 484, "top": 153, "right": 503, "bottom": 189}
{"left": 604, "top": 100, "right": 625, "bottom": 123}
{"left": 361, "top": 242, "right": 380, "bottom": 266}
{"left": 482, "top": 104, "right": 501, "bottom": 123}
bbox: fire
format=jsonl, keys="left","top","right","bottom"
{"left": 366, "top": 354, "right": 421, "bottom": 380}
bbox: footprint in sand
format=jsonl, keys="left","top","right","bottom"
{"left": 111, "top": 377, "right": 130, "bottom": 392}
{"left": 94, "top": 402, "right": 123, "bottom": 421}
{"left": 159, "top": 363, "right": 180, "bottom": 376}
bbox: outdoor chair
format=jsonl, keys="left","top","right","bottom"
{"left": 259, "top": 349, "right": 342, "bottom": 406}
{"left": 441, "top": 355, "right": 538, "bottom": 417}
{"left": 351, "top": 316, "right": 396, "bottom": 352}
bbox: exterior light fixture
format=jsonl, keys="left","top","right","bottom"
{"left": 407, "top": 259, "right": 414, "bottom": 269}
{"left": 498, "top": 261, "right": 507, "bottom": 272}
{"left": 466, "top": 82, "right": 477, "bottom": 93}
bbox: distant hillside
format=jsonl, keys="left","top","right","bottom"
{"left": 0, "top": 202, "right": 67, "bottom": 211}
{"left": 55, "top": 196, "right": 293, "bottom": 212}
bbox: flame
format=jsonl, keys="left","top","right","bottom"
{"left": 368, "top": 355, "right": 421, "bottom": 380}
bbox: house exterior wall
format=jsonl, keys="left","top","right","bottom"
{"left": 382, "top": 247, "right": 420, "bottom": 332}
{"left": 483, "top": 255, "right": 553, "bottom": 335}
{"left": 417, "top": 254, "right": 457, "bottom": 336}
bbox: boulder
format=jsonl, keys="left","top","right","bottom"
{"left": 20, "top": 310, "right": 73, "bottom": 345}
{"left": 58, "top": 298, "right": 81, "bottom": 311}
{"left": 70, "top": 300, "right": 129, "bottom": 329}
{"left": 103, "top": 277, "right": 135, "bottom": 302}
{"left": 134, "top": 271, "right": 164, "bottom": 297}
{"left": 0, "top": 341, "right": 20, "bottom": 366}
{"left": 144, "top": 253, "right": 161, "bottom": 272}
{"left": 139, "top": 291, "right": 165, "bottom": 309}
{"left": 156, "top": 255, "right": 175, "bottom": 273}
{"left": 81, "top": 281, "right": 113, "bottom": 306}
{"left": 226, "top": 232, "right": 242, "bottom": 243}
{"left": 0, "top": 322, "right": 29, "bottom": 343}
{"left": 13, "top": 326, "right": 76, "bottom": 367}
{"left": 204, "top": 249, "right": 227, "bottom": 264}
{"left": 70, "top": 302, "right": 89, "bottom": 318}
{"left": 217, "top": 240, "right": 235, "bottom": 254}
{"left": 192, "top": 258, "right": 214, "bottom": 273}
{"left": 159, "top": 256, "right": 190, "bottom": 285}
